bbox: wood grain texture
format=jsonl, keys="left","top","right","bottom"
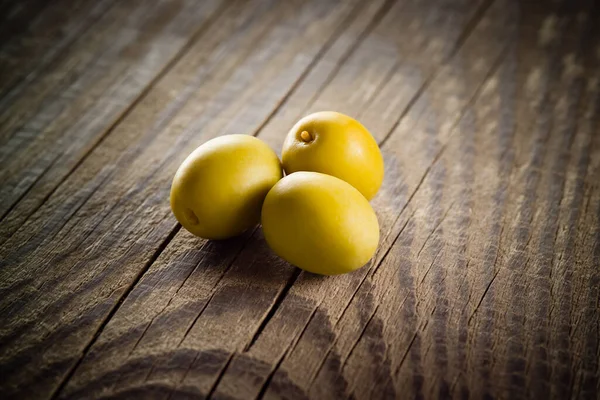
{"left": 0, "top": 0, "right": 364, "bottom": 397}
{"left": 1, "top": 0, "right": 599, "bottom": 399}
{"left": 0, "top": 0, "right": 228, "bottom": 243}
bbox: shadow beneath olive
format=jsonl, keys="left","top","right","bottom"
{"left": 202, "top": 226, "right": 297, "bottom": 285}
{"left": 203, "top": 228, "right": 366, "bottom": 282}
{"left": 202, "top": 227, "right": 255, "bottom": 254}
{"left": 300, "top": 271, "right": 329, "bottom": 282}
{"left": 199, "top": 224, "right": 337, "bottom": 288}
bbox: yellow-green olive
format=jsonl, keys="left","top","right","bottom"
{"left": 261, "top": 171, "right": 379, "bottom": 275}
{"left": 171, "top": 134, "right": 282, "bottom": 239}
{"left": 282, "top": 111, "right": 384, "bottom": 200}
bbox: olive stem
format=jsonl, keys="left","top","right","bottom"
{"left": 300, "top": 130, "right": 313, "bottom": 142}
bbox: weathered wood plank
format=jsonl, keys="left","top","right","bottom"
{"left": 330, "top": 2, "right": 600, "bottom": 400}
{"left": 215, "top": 1, "right": 599, "bottom": 399}
{"left": 1, "top": 0, "right": 599, "bottom": 399}
{"left": 257, "top": 0, "right": 514, "bottom": 398}
{"left": 48, "top": 0, "right": 519, "bottom": 399}
{"left": 0, "top": 0, "right": 365, "bottom": 398}
{"left": 0, "top": 0, "right": 116, "bottom": 121}
{"left": 470, "top": 4, "right": 599, "bottom": 399}
{"left": 0, "top": 0, "right": 52, "bottom": 46}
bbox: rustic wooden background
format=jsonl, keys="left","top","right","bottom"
{"left": 1, "top": 0, "right": 599, "bottom": 399}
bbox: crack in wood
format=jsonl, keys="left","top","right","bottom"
{"left": 245, "top": 269, "right": 302, "bottom": 352}
{"left": 340, "top": 304, "right": 380, "bottom": 371}
{"left": 48, "top": 223, "right": 182, "bottom": 400}
{"left": 415, "top": 201, "right": 455, "bottom": 259}
{"left": 254, "top": 350, "right": 288, "bottom": 400}
{"left": 206, "top": 352, "right": 235, "bottom": 400}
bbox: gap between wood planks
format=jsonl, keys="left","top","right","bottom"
{"left": 378, "top": 0, "right": 494, "bottom": 148}
{"left": 49, "top": 226, "right": 181, "bottom": 399}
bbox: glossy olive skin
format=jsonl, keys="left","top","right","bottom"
{"left": 170, "top": 135, "right": 282, "bottom": 240}
{"left": 281, "top": 111, "right": 384, "bottom": 200}
{"left": 261, "top": 172, "right": 380, "bottom": 275}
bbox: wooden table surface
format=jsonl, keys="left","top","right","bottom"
{"left": 1, "top": 0, "right": 599, "bottom": 399}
